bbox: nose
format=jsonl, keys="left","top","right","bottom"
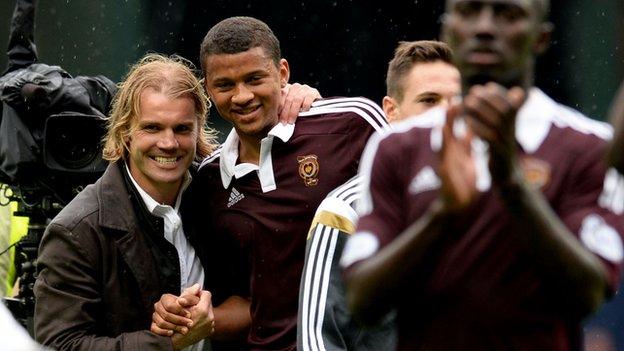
{"left": 232, "top": 83, "right": 254, "bottom": 105}
{"left": 474, "top": 7, "right": 496, "bottom": 39}
{"left": 157, "top": 129, "right": 178, "bottom": 150}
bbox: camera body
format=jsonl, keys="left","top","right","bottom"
{"left": 0, "top": 63, "right": 116, "bottom": 204}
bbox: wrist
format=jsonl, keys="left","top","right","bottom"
{"left": 431, "top": 197, "right": 458, "bottom": 219}
{"left": 496, "top": 163, "right": 527, "bottom": 203}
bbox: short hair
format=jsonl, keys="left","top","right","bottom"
{"left": 199, "top": 16, "right": 281, "bottom": 72}
{"left": 102, "top": 53, "right": 218, "bottom": 162}
{"left": 386, "top": 40, "right": 454, "bottom": 101}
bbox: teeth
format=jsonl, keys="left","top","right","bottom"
{"left": 154, "top": 156, "right": 177, "bottom": 165}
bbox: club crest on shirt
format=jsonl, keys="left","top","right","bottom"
{"left": 520, "top": 156, "right": 551, "bottom": 189}
{"left": 297, "top": 154, "right": 319, "bottom": 186}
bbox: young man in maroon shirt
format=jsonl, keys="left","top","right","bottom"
{"left": 342, "top": 1, "right": 624, "bottom": 350}
{"left": 151, "top": 16, "right": 388, "bottom": 351}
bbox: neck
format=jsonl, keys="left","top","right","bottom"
{"left": 152, "top": 185, "right": 180, "bottom": 207}
{"left": 139, "top": 178, "right": 181, "bottom": 207}
{"left": 126, "top": 162, "right": 181, "bottom": 206}
{"left": 237, "top": 133, "right": 263, "bottom": 165}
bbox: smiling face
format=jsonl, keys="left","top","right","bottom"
{"left": 203, "top": 46, "right": 289, "bottom": 142}
{"left": 384, "top": 60, "right": 461, "bottom": 121}
{"left": 126, "top": 88, "right": 198, "bottom": 204}
{"left": 442, "top": 0, "right": 550, "bottom": 89}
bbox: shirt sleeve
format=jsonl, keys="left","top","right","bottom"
{"left": 298, "top": 176, "right": 397, "bottom": 351}
{"left": 341, "top": 133, "right": 407, "bottom": 270}
{"left": 345, "top": 98, "right": 391, "bottom": 171}
{"left": 556, "top": 139, "right": 624, "bottom": 291}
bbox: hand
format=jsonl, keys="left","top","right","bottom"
{"left": 278, "top": 83, "right": 321, "bottom": 124}
{"left": 438, "top": 101, "right": 477, "bottom": 213}
{"left": 462, "top": 82, "right": 525, "bottom": 183}
{"left": 151, "top": 284, "right": 201, "bottom": 336}
{"left": 170, "top": 290, "right": 215, "bottom": 350}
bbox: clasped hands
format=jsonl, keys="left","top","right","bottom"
{"left": 439, "top": 82, "right": 526, "bottom": 213}
{"left": 151, "top": 283, "right": 215, "bottom": 351}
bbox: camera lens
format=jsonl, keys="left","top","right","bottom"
{"left": 44, "top": 113, "right": 107, "bottom": 171}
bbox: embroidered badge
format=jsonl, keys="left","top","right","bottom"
{"left": 520, "top": 156, "right": 551, "bottom": 189}
{"left": 297, "top": 154, "right": 320, "bottom": 186}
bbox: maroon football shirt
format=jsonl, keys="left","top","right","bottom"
{"left": 344, "top": 89, "right": 624, "bottom": 351}
{"left": 197, "top": 97, "right": 388, "bottom": 350}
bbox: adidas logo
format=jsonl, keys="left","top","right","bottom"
{"left": 227, "top": 187, "right": 245, "bottom": 208}
{"left": 408, "top": 166, "right": 440, "bottom": 195}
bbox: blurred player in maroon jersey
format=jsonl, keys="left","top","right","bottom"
{"left": 342, "top": 1, "right": 624, "bottom": 350}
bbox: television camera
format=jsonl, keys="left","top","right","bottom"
{"left": 0, "top": 0, "right": 116, "bottom": 333}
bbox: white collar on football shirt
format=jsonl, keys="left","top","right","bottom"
{"left": 219, "top": 122, "right": 295, "bottom": 193}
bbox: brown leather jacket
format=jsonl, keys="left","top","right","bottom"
{"left": 34, "top": 162, "right": 198, "bottom": 350}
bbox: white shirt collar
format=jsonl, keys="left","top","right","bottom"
{"left": 219, "top": 123, "right": 295, "bottom": 192}
{"left": 514, "top": 87, "right": 557, "bottom": 153}
{"left": 124, "top": 163, "right": 191, "bottom": 213}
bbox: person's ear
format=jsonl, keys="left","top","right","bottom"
{"left": 382, "top": 95, "right": 399, "bottom": 123}
{"left": 279, "top": 59, "right": 290, "bottom": 88}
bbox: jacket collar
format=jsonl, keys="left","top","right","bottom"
{"left": 97, "top": 162, "right": 137, "bottom": 232}
{"left": 97, "top": 161, "right": 162, "bottom": 234}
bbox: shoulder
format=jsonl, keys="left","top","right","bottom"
{"left": 198, "top": 144, "right": 223, "bottom": 171}
{"left": 527, "top": 89, "right": 612, "bottom": 146}
{"left": 311, "top": 177, "right": 364, "bottom": 235}
{"left": 363, "top": 108, "right": 444, "bottom": 164}
{"left": 40, "top": 184, "right": 103, "bottom": 263}
{"left": 298, "top": 96, "right": 389, "bottom": 133}
{"left": 50, "top": 183, "right": 99, "bottom": 232}
{"left": 320, "top": 176, "right": 365, "bottom": 214}
{"left": 547, "top": 102, "right": 612, "bottom": 160}
{"left": 551, "top": 105, "right": 612, "bottom": 141}
{"left": 325, "top": 175, "right": 365, "bottom": 206}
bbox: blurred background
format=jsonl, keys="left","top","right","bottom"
{"left": 1, "top": 0, "right": 623, "bottom": 134}
{"left": 1, "top": 1, "right": 623, "bottom": 349}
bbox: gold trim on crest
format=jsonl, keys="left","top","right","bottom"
{"left": 520, "top": 156, "right": 551, "bottom": 189}
{"left": 297, "top": 154, "right": 320, "bottom": 187}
